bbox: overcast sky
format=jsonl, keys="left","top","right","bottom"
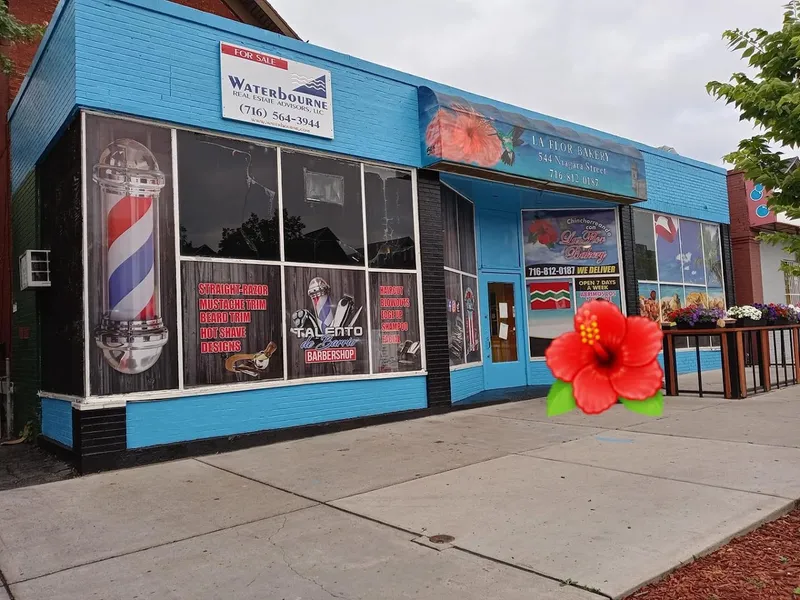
{"left": 271, "top": 0, "right": 785, "bottom": 167}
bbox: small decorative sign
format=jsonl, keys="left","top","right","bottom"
{"left": 220, "top": 42, "right": 334, "bottom": 139}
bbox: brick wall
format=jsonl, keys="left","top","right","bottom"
{"left": 10, "top": 172, "right": 40, "bottom": 432}
{"left": 7, "top": 0, "right": 240, "bottom": 99}
{"left": 41, "top": 397, "right": 72, "bottom": 447}
{"left": 417, "top": 171, "right": 451, "bottom": 407}
{"left": 638, "top": 152, "right": 729, "bottom": 223}
{"left": 727, "top": 170, "right": 762, "bottom": 305}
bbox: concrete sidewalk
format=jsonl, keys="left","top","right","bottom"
{"left": 2, "top": 388, "right": 800, "bottom": 600}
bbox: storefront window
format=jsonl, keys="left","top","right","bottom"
{"left": 281, "top": 150, "right": 364, "bottom": 266}
{"left": 181, "top": 261, "right": 283, "bottom": 386}
{"left": 633, "top": 209, "right": 657, "bottom": 281}
{"left": 462, "top": 275, "right": 481, "bottom": 362}
{"left": 84, "top": 114, "right": 179, "bottom": 395}
{"left": 369, "top": 272, "right": 422, "bottom": 373}
{"left": 633, "top": 209, "right": 726, "bottom": 350}
{"left": 443, "top": 189, "right": 481, "bottom": 367}
{"left": 523, "top": 208, "right": 621, "bottom": 358}
{"left": 442, "top": 187, "right": 460, "bottom": 271}
{"left": 364, "top": 167, "right": 416, "bottom": 269}
{"left": 458, "top": 195, "right": 477, "bottom": 275}
{"left": 445, "top": 270, "right": 464, "bottom": 367}
{"left": 83, "top": 115, "right": 424, "bottom": 396}
{"left": 285, "top": 265, "right": 369, "bottom": 379}
{"left": 178, "top": 131, "right": 279, "bottom": 260}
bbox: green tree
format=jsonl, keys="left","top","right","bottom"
{"left": 707, "top": 1, "right": 800, "bottom": 277}
{"left": 0, "top": 3, "right": 46, "bottom": 74}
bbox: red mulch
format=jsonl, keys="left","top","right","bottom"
{"left": 625, "top": 509, "right": 800, "bottom": 600}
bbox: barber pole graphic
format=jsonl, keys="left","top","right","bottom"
{"left": 308, "top": 277, "right": 334, "bottom": 328}
{"left": 93, "top": 139, "right": 169, "bottom": 375}
{"left": 529, "top": 281, "right": 571, "bottom": 310}
{"left": 463, "top": 287, "right": 478, "bottom": 353}
{"left": 107, "top": 186, "right": 155, "bottom": 320}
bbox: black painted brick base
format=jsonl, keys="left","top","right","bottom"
{"left": 417, "top": 170, "right": 451, "bottom": 407}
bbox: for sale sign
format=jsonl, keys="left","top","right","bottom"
{"left": 220, "top": 42, "right": 334, "bottom": 139}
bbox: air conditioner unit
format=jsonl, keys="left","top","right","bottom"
{"left": 19, "top": 250, "right": 51, "bottom": 290}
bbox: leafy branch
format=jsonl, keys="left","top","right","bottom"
{"left": 707, "top": 0, "right": 800, "bottom": 278}
{"left": 0, "top": 3, "right": 46, "bottom": 75}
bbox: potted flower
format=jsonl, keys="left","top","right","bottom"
{"left": 726, "top": 305, "right": 765, "bottom": 328}
{"left": 789, "top": 305, "right": 800, "bottom": 324}
{"left": 754, "top": 303, "right": 791, "bottom": 325}
{"left": 667, "top": 306, "right": 725, "bottom": 330}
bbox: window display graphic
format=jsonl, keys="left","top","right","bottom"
{"left": 369, "top": 272, "right": 421, "bottom": 373}
{"left": 445, "top": 270, "right": 464, "bottom": 366}
{"left": 638, "top": 282, "right": 660, "bottom": 322}
{"left": 225, "top": 342, "right": 278, "bottom": 377}
{"left": 655, "top": 214, "right": 683, "bottom": 283}
{"left": 575, "top": 277, "right": 621, "bottom": 309}
{"left": 286, "top": 267, "right": 368, "bottom": 378}
{"left": 86, "top": 115, "right": 179, "bottom": 396}
{"left": 182, "top": 262, "right": 283, "bottom": 386}
{"left": 463, "top": 279, "right": 481, "bottom": 363}
{"left": 93, "top": 139, "right": 168, "bottom": 375}
{"left": 523, "top": 209, "right": 619, "bottom": 278}
{"left": 528, "top": 279, "right": 574, "bottom": 358}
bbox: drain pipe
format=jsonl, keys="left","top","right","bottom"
{"left": 3, "top": 357, "right": 11, "bottom": 439}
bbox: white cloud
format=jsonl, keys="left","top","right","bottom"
{"left": 272, "top": 0, "right": 786, "bottom": 166}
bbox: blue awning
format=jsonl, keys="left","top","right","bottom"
{"left": 419, "top": 86, "right": 647, "bottom": 203}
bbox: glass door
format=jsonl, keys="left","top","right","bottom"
{"left": 480, "top": 272, "right": 527, "bottom": 389}
{"left": 488, "top": 282, "right": 518, "bottom": 363}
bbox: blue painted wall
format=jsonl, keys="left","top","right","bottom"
{"left": 72, "top": 0, "right": 726, "bottom": 219}
{"left": 450, "top": 367, "right": 484, "bottom": 402}
{"left": 127, "top": 375, "right": 427, "bottom": 448}
{"left": 41, "top": 397, "right": 73, "bottom": 448}
{"left": 9, "top": 0, "right": 76, "bottom": 192}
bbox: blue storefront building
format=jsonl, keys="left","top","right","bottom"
{"left": 10, "top": 0, "right": 733, "bottom": 471}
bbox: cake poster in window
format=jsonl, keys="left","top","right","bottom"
{"left": 523, "top": 209, "right": 619, "bottom": 279}
{"left": 286, "top": 266, "right": 368, "bottom": 379}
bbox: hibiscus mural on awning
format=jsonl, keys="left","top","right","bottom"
{"left": 418, "top": 86, "right": 648, "bottom": 202}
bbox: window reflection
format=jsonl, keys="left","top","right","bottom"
{"left": 364, "top": 166, "right": 415, "bottom": 269}
{"left": 282, "top": 150, "right": 364, "bottom": 266}
{"left": 178, "top": 131, "right": 279, "bottom": 260}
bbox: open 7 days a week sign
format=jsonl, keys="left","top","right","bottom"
{"left": 220, "top": 42, "right": 334, "bottom": 139}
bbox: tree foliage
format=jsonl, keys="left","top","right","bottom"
{"left": 707, "top": 1, "right": 800, "bottom": 276}
{"left": 0, "top": 3, "right": 46, "bottom": 75}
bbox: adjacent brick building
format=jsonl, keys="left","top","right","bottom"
{"left": 727, "top": 169, "right": 800, "bottom": 306}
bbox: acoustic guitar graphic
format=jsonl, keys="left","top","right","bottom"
{"left": 224, "top": 341, "right": 278, "bottom": 377}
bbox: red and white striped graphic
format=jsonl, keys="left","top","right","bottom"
{"left": 654, "top": 215, "right": 679, "bottom": 243}
{"left": 106, "top": 189, "right": 156, "bottom": 322}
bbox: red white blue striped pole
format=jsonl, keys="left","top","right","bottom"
{"left": 93, "top": 139, "right": 168, "bottom": 375}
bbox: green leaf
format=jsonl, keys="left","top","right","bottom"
{"left": 621, "top": 391, "right": 664, "bottom": 417}
{"left": 547, "top": 380, "right": 576, "bottom": 417}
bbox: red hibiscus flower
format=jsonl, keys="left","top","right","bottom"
{"left": 529, "top": 219, "right": 558, "bottom": 246}
{"left": 425, "top": 107, "right": 502, "bottom": 168}
{"left": 545, "top": 300, "right": 663, "bottom": 415}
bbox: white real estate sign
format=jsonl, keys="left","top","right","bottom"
{"left": 220, "top": 42, "right": 334, "bottom": 139}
